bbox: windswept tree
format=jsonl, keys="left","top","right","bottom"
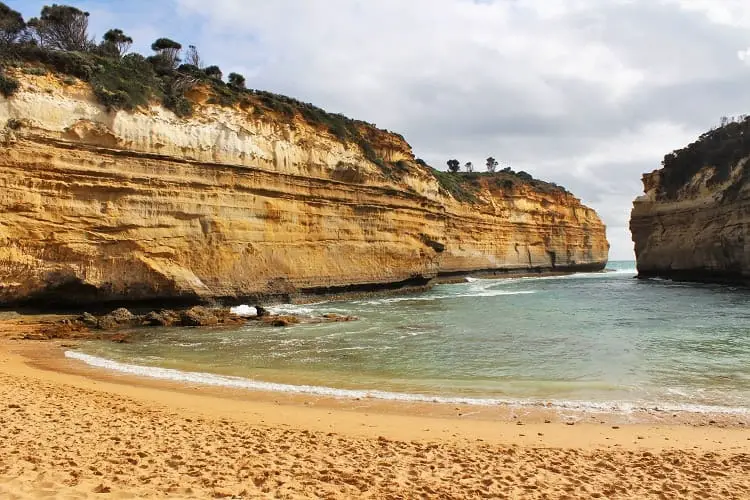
{"left": 464, "top": 161, "right": 473, "bottom": 173}
{"left": 447, "top": 159, "right": 460, "bottom": 173}
{"left": 150, "top": 37, "right": 182, "bottom": 70}
{"left": 228, "top": 72, "right": 246, "bottom": 89}
{"left": 204, "top": 65, "right": 223, "bottom": 80}
{"left": 0, "top": 2, "right": 25, "bottom": 46}
{"left": 184, "top": 44, "right": 202, "bottom": 68}
{"left": 101, "top": 28, "right": 133, "bottom": 58}
{"left": 486, "top": 156, "right": 498, "bottom": 173}
{"left": 28, "top": 4, "right": 92, "bottom": 51}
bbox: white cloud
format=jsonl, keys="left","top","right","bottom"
{"left": 662, "top": 0, "right": 750, "bottom": 28}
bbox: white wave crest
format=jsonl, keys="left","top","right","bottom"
{"left": 359, "top": 290, "right": 535, "bottom": 306}
{"left": 266, "top": 303, "right": 351, "bottom": 316}
{"left": 64, "top": 351, "right": 750, "bottom": 416}
{"left": 230, "top": 305, "right": 258, "bottom": 317}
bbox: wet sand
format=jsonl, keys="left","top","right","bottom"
{"left": 0, "top": 330, "right": 749, "bottom": 498}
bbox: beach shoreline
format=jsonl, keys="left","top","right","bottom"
{"left": 1, "top": 330, "right": 749, "bottom": 498}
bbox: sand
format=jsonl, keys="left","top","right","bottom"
{"left": 0, "top": 332, "right": 749, "bottom": 499}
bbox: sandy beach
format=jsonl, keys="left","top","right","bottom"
{"left": 0, "top": 317, "right": 748, "bottom": 500}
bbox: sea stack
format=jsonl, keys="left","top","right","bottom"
{"left": 0, "top": 67, "right": 608, "bottom": 307}
{"left": 630, "top": 119, "right": 750, "bottom": 285}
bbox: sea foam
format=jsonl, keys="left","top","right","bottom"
{"left": 64, "top": 350, "right": 750, "bottom": 416}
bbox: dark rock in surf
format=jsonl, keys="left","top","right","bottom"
{"left": 143, "top": 310, "right": 181, "bottom": 327}
{"left": 180, "top": 306, "right": 219, "bottom": 327}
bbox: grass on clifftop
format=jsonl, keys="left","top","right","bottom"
{"left": 0, "top": 44, "right": 391, "bottom": 161}
{"left": 430, "top": 168, "right": 569, "bottom": 203}
{"left": 660, "top": 116, "right": 750, "bottom": 199}
{"left": 0, "top": 0, "right": 401, "bottom": 170}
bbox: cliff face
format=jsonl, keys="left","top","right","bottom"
{"left": 0, "top": 71, "right": 608, "bottom": 306}
{"left": 630, "top": 157, "right": 750, "bottom": 285}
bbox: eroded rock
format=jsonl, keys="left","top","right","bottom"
{"left": 143, "top": 310, "right": 181, "bottom": 327}
{"left": 180, "top": 306, "right": 219, "bottom": 327}
{"left": 264, "top": 315, "right": 300, "bottom": 327}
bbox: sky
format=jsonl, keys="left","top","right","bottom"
{"left": 10, "top": 0, "right": 750, "bottom": 260}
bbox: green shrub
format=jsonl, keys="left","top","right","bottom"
{"left": 22, "top": 67, "right": 47, "bottom": 76}
{"left": 0, "top": 72, "right": 19, "bottom": 97}
{"left": 431, "top": 168, "right": 478, "bottom": 203}
{"left": 1, "top": 23, "right": 394, "bottom": 156}
{"left": 93, "top": 86, "right": 130, "bottom": 109}
{"left": 204, "top": 65, "right": 222, "bottom": 80}
{"left": 228, "top": 72, "right": 245, "bottom": 89}
{"left": 660, "top": 116, "right": 750, "bottom": 199}
{"left": 429, "top": 169, "right": 567, "bottom": 203}
{"left": 90, "top": 53, "right": 160, "bottom": 110}
{"left": 12, "top": 45, "right": 93, "bottom": 79}
{"left": 162, "top": 93, "right": 192, "bottom": 117}
{"left": 177, "top": 63, "right": 202, "bottom": 76}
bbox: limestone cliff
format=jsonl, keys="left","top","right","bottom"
{"left": 630, "top": 122, "right": 750, "bottom": 284}
{"left": 0, "top": 70, "right": 608, "bottom": 306}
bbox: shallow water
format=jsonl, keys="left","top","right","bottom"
{"left": 69, "top": 261, "right": 750, "bottom": 413}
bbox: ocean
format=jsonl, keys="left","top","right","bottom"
{"left": 67, "top": 261, "right": 750, "bottom": 415}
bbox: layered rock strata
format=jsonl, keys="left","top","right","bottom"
{"left": 0, "top": 72, "right": 608, "bottom": 307}
{"left": 631, "top": 159, "right": 749, "bottom": 285}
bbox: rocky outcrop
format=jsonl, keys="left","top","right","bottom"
{"left": 631, "top": 137, "right": 750, "bottom": 285}
{"left": 0, "top": 71, "right": 608, "bottom": 307}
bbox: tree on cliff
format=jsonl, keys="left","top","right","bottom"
{"left": 184, "top": 45, "right": 202, "bottom": 68}
{"left": 465, "top": 161, "right": 473, "bottom": 173}
{"left": 447, "top": 159, "right": 461, "bottom": 173}
{"left": 0, "top": 2, "right": 25, "bottom": 46}
{"left": 100, "top": 29, "right": 133, "bottom": 58}
{"left": 228, "top": 72, "right": 246, "bottom": 89}
{"left": 28, "top": 4, "right": 93, "bottom": 52}
{"left": 149, "top": 38, "right": 182, "bottom": 73}
{"left": 204, "top": 65, "right": 223, "bottom": 81}
{"left": 486, "top": 157, "right": 498, "bottom": 173}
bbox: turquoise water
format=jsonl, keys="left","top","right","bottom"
{"left": 69, "top": 261, "right": 750, "bottom": 413}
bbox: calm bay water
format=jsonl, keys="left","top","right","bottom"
{"left": 69, "top": 261, "right": 750, "bottom": 413}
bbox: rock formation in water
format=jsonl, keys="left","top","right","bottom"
{"left": 631, "top": 119, "right": 750, "bottom": 284}
{"left": 0, "top": 68, "right": 608, "bottom": 307}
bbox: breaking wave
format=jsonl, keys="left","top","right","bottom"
{"left": 64, "top": 350, "right": 750, "bottom": 416}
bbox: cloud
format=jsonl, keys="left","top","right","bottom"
{"left": 11, "top": 0, "right": 750, "bottom": 260}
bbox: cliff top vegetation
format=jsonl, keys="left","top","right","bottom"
{"left": 0, "top": 2, "right": 570, "bottom": 203}
{"left": 660, "top": 115, "right": 750, "bottom": 200}
{"left": 0, "top": 3, "right": 407, "bottom": 165}
{"left": 428, "top": 165, "right": 569, "bottom": 203}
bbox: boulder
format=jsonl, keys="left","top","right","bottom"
{"left": 96, "top": 315, "right": 120, "bottom": 331}
{"left": 143, "top": 310, "right": 181, "bottom": 327}
{"left": 109, "top": 308, "right": 135, "bottom": 323}
{"left": 266, "top": 315, "right": 300, "bottom": 327}
{"left": 79, "top": 312, "right": 98, "bottom": 328}
{"left": 180, "top": 306, "right": 219, "bottom": 327}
